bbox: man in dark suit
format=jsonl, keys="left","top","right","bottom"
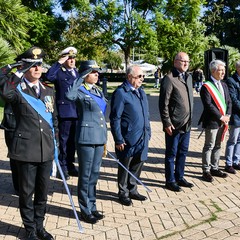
{"left": 199, "top": 59, "right": 232, "bottom": 182}
{"left": 45, "top": 47, "right": 79, "bottom": 180}
{"left": 225, "top": 61, "right": 240, "bottom": 174}
{"left": 159, "top": 52, "right": 194, "bottom": 192}
{"left": 0, "top": 47, "right": 58, "bottom": 240}
{"left": 110, "top": 65, "right": 151, "bottom": 206}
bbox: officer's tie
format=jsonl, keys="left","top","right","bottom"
{"left": 32, "top": 85, "right": 39, "bottom": 98}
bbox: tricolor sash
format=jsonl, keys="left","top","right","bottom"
{"left": 203, "top": 81, "right": 228, "bottom": 141}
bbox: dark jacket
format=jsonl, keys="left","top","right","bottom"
{"left": 225, "top": 72, "right": 240, "bottom": 127}
{"left": 66, "top": 78, "right": 107, "bottom": 145}
{"left": 45, "top": 62, "right": 79, "bottom": 118}
{"left": 199, "top": 78, "right": 232, "bottom": 129}
{"left": 0, "top": 74, "right": 58, "bottom": 162}
{"left": 109, "top": 80, "right": 151, "bottom": 161}
{"left": 159, "top": 68, "right": 194, "bottom": 132}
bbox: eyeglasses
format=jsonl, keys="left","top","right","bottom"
{"left": 68, "top": 56, "right": 76, "bottom": 59}
{"left": 177, "top": 59, "right": 190, "bottom": 64}
{"left": 132, "top": 74, "right": 145, "bottom": 79}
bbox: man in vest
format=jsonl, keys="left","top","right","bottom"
{"left": 0, "top": 47, "right": 57, "bottom": 240}
{"left": 199, "top": 59, "right": 232, "bottom": 182}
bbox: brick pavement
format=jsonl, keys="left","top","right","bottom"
{"left": 0, "top": 92, "right": 240, "bottom": 240}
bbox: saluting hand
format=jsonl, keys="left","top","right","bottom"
{"left": 58, "top": 55, "right": 69, "bottom": 64}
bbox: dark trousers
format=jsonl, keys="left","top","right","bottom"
{"left": 16, "top": 160, "right": 52, "bottom": 233}
{"left": 164, "top": 131, "right": 190, "bottom": 183}
{"left": 58, "top": 118, "right": 77, "bottom": 172}
{"left": 118, "top": 154, "right": 144, "bottom": 197}
{"left": 77, "top": 144, "right": 103, "bottom": 215}
{"left": 10, "top": 158, "right": 19, "bottom": 192}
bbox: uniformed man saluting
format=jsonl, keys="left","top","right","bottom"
{"left": 0, "top": 47, "right": 58, "bottom": 240}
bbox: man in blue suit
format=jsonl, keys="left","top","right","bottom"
{"left": 110, "top": 65, "right": 151, "bottom": 206}
{"left": 45, "top": 47, "right": 79, "bottom": 179}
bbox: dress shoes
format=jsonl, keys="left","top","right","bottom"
{"left": 129, "top": 192, "right": 147, "bottom": 201}
{"left": 210, "top": 169, "right": 228, "bottom": 178}
{"left": 225, "top": 166, "right": 236, "bottom": 174}
{"left": 177, "top": 178, "right": 194, "bottom": 188}
{"left": 165, "top": 182, "right": 182, "bottom": 192}
{"left": 81, "top": 212, "right": 98, "bottom": 224}
{"left": 68, "top": 168, "right": 78, "bottom": 177}
{"left": 92, "top": 211, "right": 105, "bottom": 220}
{"left": 56, "top": 170, "right": 70, "bottom": 180}
{"left": 37, "top": 228, "right": 54, "bottom": 240}
{"left": 119, "top": 196, "right": 132, "bottom": 206}
{"left": 233, "top": 163, "right": 240, "bottom": 170}
{"left": 202, "top": 172, "right": 214, "bottom": 182}
{"left": 26, "top": 231, "right": 39, "bottom": 240}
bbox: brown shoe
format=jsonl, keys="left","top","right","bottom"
{"left": 202, "top": 172, "right": 214, "bottom": 182}
{"left": 210, "top": 169, "right": 228, "bottom": 178}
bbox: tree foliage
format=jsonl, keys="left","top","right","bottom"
{"left": 202, "top": 1, "right": 240, "bottom": 51}
{"left": 0, "top": 0, "right": 29, "bottom": 54}
{"left": 155, "top": 0, "right": 208, "bottom": 73}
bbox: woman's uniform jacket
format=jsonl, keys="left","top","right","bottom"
{"left": 66, "top": 78, "right": 107, "bottom": 145}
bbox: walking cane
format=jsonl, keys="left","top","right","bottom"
{"left": 107, "top": 151, "right": 152, "bottom": 193}
{"left": 53, "top": 140, "right": 84, "bottom": 233}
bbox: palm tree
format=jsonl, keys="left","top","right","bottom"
{"left": 0, "top": 0, "right": 29, "bottom": 54}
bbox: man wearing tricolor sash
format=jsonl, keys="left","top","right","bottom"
{"left": 0, "top": 47, "right": 57, "bottom": 240}
{"left": 199, "top": 59, "right": 232, "bottom": 183}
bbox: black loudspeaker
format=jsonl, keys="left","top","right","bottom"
{"left": 204, "top": 48, "right": 229, "bottom": 80}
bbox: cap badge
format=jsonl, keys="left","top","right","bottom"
{"left": 32, "top": 48, "right": 41, "bottom": 59}
{"left": 69, "top": 50, "right": 74, "bottom": 56}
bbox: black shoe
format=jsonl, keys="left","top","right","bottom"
{"left": 26, "top": 231, "right": 39, "bottom": 240}
{"left": 119, "top": 196, "right": 132, "bottom": 206}
{"left": 233, "top": 163, "right": 240, "bottom": 170}
{"left": 225, "top": 166, "right": 236, "bottom": 174}
{"left": 56, "top": 170, "right": 70, "bottom": 180}
{"left": 165, "top": 182, "right": 182, "bottom": 192}
{"left": 210, "top": 169, "right": 228, "bottom": 178}
{"left": 68, "top": 168, "right": 78, "bottom": 177}
{"left": 81, "top": 212, "right": 98, "bottom": 224}
{"left": 37, "top": 228, "right": 54, "bottom": 240}
{"left": 129, "top": 192, "right": 147, "bottom": 201}
{"left": 177, "top": 178, "right": 194, "bottom": 188}
{"left": 202, "top": 172, "right": 214, "bottom": 182}
{"left": 92, "top": 211, "right": 105, "bottom": 220}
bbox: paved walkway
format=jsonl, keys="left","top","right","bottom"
{"left": 1, "top": 92, "right": 240, "bottom": 240}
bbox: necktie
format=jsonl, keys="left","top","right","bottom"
{"left": 217, "top": 82, "right": 224, "bottom": 96}
{"left": 134, "top": 89, "right": 140, "bottom": 98}
{"left": 91, "top": 86, "right": 100, "bottom": 96}
{"left": 70, "top": 69, "right": 76, "bottom": 77}
{"left": 32, "top": 85, "right": 39, "bottom": 98}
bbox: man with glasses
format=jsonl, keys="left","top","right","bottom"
{"left": 45, "top": 47, "right": 79, "bottom": 180}
{"left": 110, "top": 65, "right": 151, "bottom": 206}
{"left": 159, "top": 52, "right": 194, "bottom": 192}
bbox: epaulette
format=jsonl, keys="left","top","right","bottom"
{"left": 41, "top": 81, "right": 54, "bottom": 89}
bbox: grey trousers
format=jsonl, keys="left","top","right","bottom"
{"left": 202, "top": 126, "right": 224, "bottom": 173}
